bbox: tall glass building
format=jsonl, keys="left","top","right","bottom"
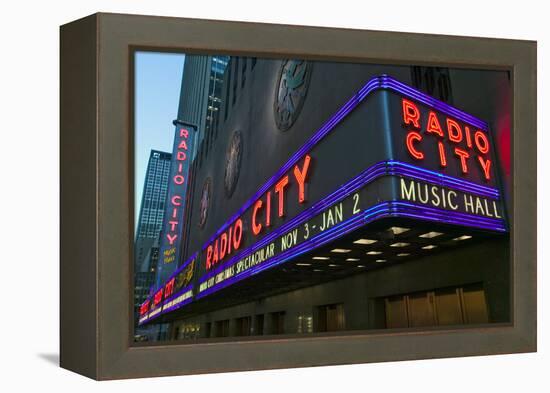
{"left": 134, "top": 150, "right": 172, "bottom": 274}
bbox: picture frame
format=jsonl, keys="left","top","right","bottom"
{"left": 60, "top": 12, "right": 536, "bottom": 380}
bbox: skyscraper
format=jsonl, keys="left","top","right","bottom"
{"left": 176, "top": 55, "right": 229, "bottom": 159}
{"left": 134, "top": 150, "right": 172, "bottom": 273}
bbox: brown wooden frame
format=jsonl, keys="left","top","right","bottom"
{"left": 60, "top": 12, "right": 537, "bottom": 380}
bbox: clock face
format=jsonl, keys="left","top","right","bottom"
{"left": 274, "top": 59, "right": 312, "bottom": 131}
{"left": 198, "top": 177, "right": 211, "bottom": 228}
{"left": 224, "top": 130, "right": 243, "bottom": 198}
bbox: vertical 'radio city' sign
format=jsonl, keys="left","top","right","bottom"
{"left": 155, "top": 124, "right": 195, "bottom": 288}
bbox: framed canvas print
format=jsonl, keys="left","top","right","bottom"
{"left": 60, "top": 13, "right": 537, "bottom": 380}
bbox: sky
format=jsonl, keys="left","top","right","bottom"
{"left": 134, "top": 51, "right": 186, "bottom": 230}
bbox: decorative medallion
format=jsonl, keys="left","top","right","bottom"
{"left": 224, "top": 130, "right": 243, "bottom": 198}
{"left": 198, "top": 177, "right": 211, "bottom": 228}
{"left": 274, "top": 59, "right": 312, "bottom": 131}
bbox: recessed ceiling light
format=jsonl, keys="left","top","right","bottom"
{"left": 296, "top": 263, "right": 312, "bottom": 266}
{"left": 397, "top": 253, "right": 410, "bottom": 257}
{"left": 388, "top": 226, "right": 410, "bottom": 235}
{"left": 328, "top": 264, "right": 339, "bottom": 267}
{"left": 419, "top": 231, "right": 444, "bottom": 238}
{"left": 453, "top": 235, "right": 472, "bottom": 241}
{"left": 367, "top": 251, "right": 383, "bottom": 255}
{"left": 390, "top": 242, "right": 410, "bottom": 247}
{"left": 331, "top": 248, "right": 351, "bottom": 253}
{"left": 422, "top": 245, "right": 437, "bottom": 250}
{"left": 354, "top": 238, "right": 377, "bottom": 245}
{"left": 312, "top": 256, "right": 330, "bottom": 260}
{"left": 346, "top": 258, "right": 360, "bottom": 262}
{"left": 375, "top": 259, "right": 387, "bottom": 263}
{"left": 313, "top": 269, "right": 323, "bottom": 272}
{"left": 357, "top": 265, "right": 365, "bottom": 268}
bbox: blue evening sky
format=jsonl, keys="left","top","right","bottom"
{"left": 134, "top": 51, "right": 185, "bottom": 231}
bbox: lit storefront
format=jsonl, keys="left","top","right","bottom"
{"left": 138, "top": 59, "right": 510, "bottom": 340}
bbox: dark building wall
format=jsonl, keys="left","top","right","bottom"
{"left": 172, "top": 237, "right": 508, "bottom": 339}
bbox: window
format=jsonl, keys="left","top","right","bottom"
{"left": 214, "top": 319, "right": 230, "bottom": 337}
{"left": 270, "top": 311, "right": 285, "bottom": 334}
{"left": 383, "top": 283, "right": 488, "bottom": 329}
{"left": 317, "top": 303, "right": 345, "bottom": 332}
{"left": 235, "top": 316, "right": 252, "bottom": 336}
{"left": 254, "top": 314, "right": 264, "bottom": 335}
{"left": 411, "top": 66, "right": 453, "bottom": 103}
{"left": 205, "top": 322, "right": 212, "bottom": 338}
{"left": 297, "top": 314, "right": 313, "bottom": 334}
{"left": 176, "top": 323, "right": 200, "bottom": 340}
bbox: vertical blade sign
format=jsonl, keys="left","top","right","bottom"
{"left": 155, "top": 126, "right": 193, "bottom": 288}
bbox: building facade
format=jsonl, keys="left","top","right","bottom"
{"left": 176, "top": 55, "right": 229, "bottom": 159}
{"left": 134, "top": 150, "right": 172, "bottom": 274}
{"left": 139, "top": 57, "right": 511, "bottom": 341}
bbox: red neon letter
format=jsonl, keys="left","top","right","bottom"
{"left": 265, "top": 191, "right": 272, "bottom": 227}
{"left": 176, "top": 151, "right": 187, "bottom": 161}
{"left": 227, "top": 226, "right": 233, "bottom": 255}
{"left": 252, "top": 199, "right": 263, "bottom": 236}
{"left": 212, "top": 239, "right": 219, "bottom": 265}
{"left": 465, "top": 126, "right": 473, "bottom": 148}
{"left": 447, "top": 118, "right": 463, "bottom": 143}
{"left": 180, "top": 128, "right": 189, "bottom": 138}
{"left": 168, "top": 220, "right": 178, "bottom": 231}
{"left": 406, "top": 131, "right": 424, "bottom": 160}
{"left": 293, "top": 154, "right": 311, "bottom": 203}
{"left": 474, "top": 130, "right": 490, "bottom": 154}
{"left": 174, "top": 175, "right": 184, "bottom": 185}
{"left": 275, "top": 175, "right": 289, "bottom": 217}
{"left": 171, "top": 195, "right": 182, "bottom": 206}
{"left": 478, "top": 156, "right": 492, "bottom": 180}
{"left": 178, "top": 140, "right": 188, "bottom": 150}
{"left": 219, "top": 233, "right": 228, "bottom": 260}
{"left": 402, "top": 99, "right": 420, "bottom": 128}
{"left": 206, "top": 245, "right": 213, "bottom": 269}
{"left": 140, "top": 300, "right": 149, "bottom": 315}
{"left": 153, "top": 289, "right": 163, "bottom": 306}
{"left": 427, "top": 111, "right": 444, "bottom": 137}
{"left": 454, "top": 148, "right": 470, "bottom": 173}
{"left": 164, "top": 278, "right": 175, "bottom": 298}
{"left": 166, "top": 233, "right": 177, "bottom": 245}
{"left": 233, "top": 219, "right": 243, "bottom": 250}
{"left": 438, "top": 141, "right": 447, "bottom": 167}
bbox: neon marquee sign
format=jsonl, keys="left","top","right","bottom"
{"left": 204, "top": 154, "right": 312, "bottom": 271}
